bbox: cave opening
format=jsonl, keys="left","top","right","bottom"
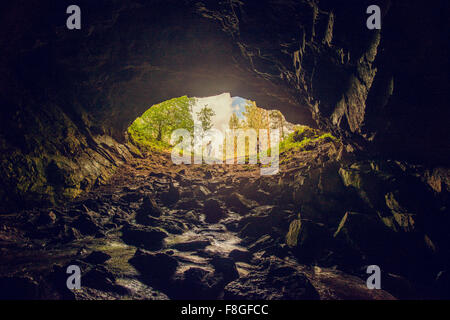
{"left": 126, "top": 92, "right": 304, "bottom": 166}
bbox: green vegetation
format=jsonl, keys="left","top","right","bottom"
{"left": 278, "top": 126, "right": 338, "bottom": 154}
{"left": 128, "top": 96, "right": 195, "bottom": 151}
{"left": 242, "top": 100, "right": 269, "bottom": 132}
{"left": 226, "top": 100, "right": 288, "bottom": 161}
{"left": 228, "top": 113, "right": 240, "bottom": 130}
{"left": 196, "top": 105, "right": 216, "bottom": 133}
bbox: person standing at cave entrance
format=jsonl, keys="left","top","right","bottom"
{"left": 206, "top": 140, "right": 212, "bottom": 158}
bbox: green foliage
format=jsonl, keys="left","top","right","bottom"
{"left": 278, "top": 126, "right": 338, "bottom": 153}
{"left": 228, "top": 113, "right": 240, "bottom": 130}
{"left": 128, "top": 96, "right": 195, "bottom": 151}
{"left": 242, "top": 100, "right": 269, "bottom": 131}
{"left": 269, "top": 110, "right": 285, "bottom": 138}
{"left": 196, "top": 105, "right": 216, "bottom": 132}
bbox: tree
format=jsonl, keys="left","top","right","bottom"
{"left": 269, "top": 110, "right": 285, "bottom": 139}
{"left": 144, "top": 96, "right": 194, "bottom": 142}
{"left": 128, "top": 96, "right": 195, "bottom": 149}
{"left": 196, "top": 104, "right": 216, "bottom": 133}
{"left": 242, "top": 100, "right": 269, "bottom": 132}
{"left": 228, "top": 113, "right": 240, "bottom": 130}
{"left": 239, "top": 100, "right": 271, "bottom": 157}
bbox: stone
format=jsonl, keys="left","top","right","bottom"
{"left": 120, "top": 192, "right": 143, "bottom": 202}
{"left": 225, "top": 192, "right": 254, "bottom": 214}
{"left": 204, "top": 171, "right": 212, "bottom": 179}
{"left": 171, "top": 240, "right": 211, "bottom": 252}
{"left": 60, "top": 225, "right": 82, "bottom": 242}
{"left": 171, "top": 267, "right": 221, "bottom": 299}
{"left": 224, "top": 259, "right": 319, "bottom": 300}
{"left": 138, "top": 196, "right": 163, "bottom": 218}
{"left": 203, "top": 199, "right": 226, "bottom": 223}
{"left": 286, "top": 218, "right": 332, "bottom": 262}
{"left": 161, "top": 183, "right": 180, "bottom": 206}
{"left": 0, "top": 276, "right": 40, "bottom": 300}
{"left": 248, "top": 235, "right": 276, "bottom": 253}
{"left": 129, "top": 249, "right": 179, "bottom": 280}
{"left": 36, "top": 210, "right": 57, "bottom": 225}
{"left": 332, "top": 212, "right": 399, "bottom": 267}
{"left": 121, "top": 224, "right": 168, "bottom": 250}
{"left": 83, "top": 265, "right": 129, "bottom": 294}
{"left": 210, "top": 256, "right": 239, "bottom": 283}
{"left": 228, "top": 249, "right": 253, "bottom": 262}
{"left": 83, "top": 251, "right": 112, "bottom": 264}
{"left": 176, "top": 198, "right": 202, "bottom": 210}
{"left": 71, "top": 214, "right": 101, "bottom": 236}
{"left": 244, "top": 188, "right": 271, "bottom": 205}
{"left": 238, "top": 207, "right": 289, "bottom": 239}
{"left": 194, "top": 185, "right": 211, "bottom": 198}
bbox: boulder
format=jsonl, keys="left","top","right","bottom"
{"left": 71, "top": 214, "right": 101, "bottom": 236}
{"left": 333, "top": 212, "right": 400, "bottom": 267}
{"left": 224, "top": 259, "right": 319, "bottom": 300}
{"left": 171, "top": 240, "right": 211, "bottom": 252}
{"left": 161, "top": 183, "right": 180, "bottom": 206}
{"left": 210, "top": 256, "right": 239, "bottom": 283}
{"left": 229, "top": 249, "right": 253, "bottom": 263}
{"left": 225, "top": 192, "right": 255, "bottom": 214}
{"left": 135, "top": 214, "right": 186, "bottom": 235}
{"left": 285, "top": 218, "right": 332, "bottom": 262}
{"left": 120, "top": 192, "right": 143, "bottom": 203}
{"left": 36, "top": 210, "right": 57, "bottom": 225}
{"left": 83, "top": 265, "right": 128, "bottom": 294}
{"left": 82, "top": 251, "right": 112, "bottom": 265}
{"left": 121, "top": 224, "right": 168, "bottom": 250}
{"left": 238, "top": 206, "right": 290, "bottom": 239}
{"left": 203, "top": 199, "right": 226, "bottom": 223}
{"left": 137, "top": 196, "right": 163, "bottom": 220}
{"left": 171, "top": 267, "right": 221, "bottom": 299}
{"left": 0, "top": 276, "right": 40, "bottom": 300}
{"left": 175, "top": 198, "right": 202, "bottom": 210}
{"left": 204, "top": 171, "right": 212, "bottom": 179}
{"left": 129, "top": 249, "right": 179, "bottom": 280}
{"left": 248, "top": 235, "right": 276, "bottom": 253}
{"left": 243, "top": 188, "right": 271, "bottom": 205}
{"left": 194, "top": 185, "right": 211, "bottom": 198}
{"left": 318, "top": 162, "right": 347, "bottom": 196}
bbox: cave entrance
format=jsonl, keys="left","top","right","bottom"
{"left": 126, "top": 93, "right": 297, "bottom": 164}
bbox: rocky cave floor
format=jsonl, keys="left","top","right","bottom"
{"left": 0, "top": 138, "right": 445, "bottom": 300}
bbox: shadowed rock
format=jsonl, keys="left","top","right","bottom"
{"left": 229, "top": 249, "right": 253, "bottom": 263}
{"left": 121, "top": 224, "right": 168, "bottom": 250}
{"left": 210, "top": 256, "right": 239, "bottom": 283}
{"left": 83, "top": 251, "right": 112, "bottom": 265}
{"left": 0, "top": 276, "right": 40, "bottom": 300}
{"left": 225, "top": 192, "right": 254, "bottom": 215}
{"left": 83, "top": 265, "right": 129, "bottom": 294}
{"left": 224, "top": 260, "right": 319, "bottom": 300}
{"left": 171, "top": 240, "right": 211, "bottom": 252}
{"left": 203, "top": 199, "right": 226, "bottom": 223}
{"left": 129, "top": 249, "right": 179, "bottom": 281}
{"left": 161, "top": 183, "right": 180, "bottom": 206}
{"left": 71, "top": 214, "right": 102, "bottom": 236}
{"left": 138, "top": 196, "right": 163, "bottom": 219}
{"left": 171, "top": 267, "right": 222, "bottom": 299}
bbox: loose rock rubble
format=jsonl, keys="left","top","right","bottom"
{"left": 0, "top": 139, "right": 447, "bottom": 300}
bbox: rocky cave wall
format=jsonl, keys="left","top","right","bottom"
{"left": 0, "top": 0, "right": 448, "bottom": 210}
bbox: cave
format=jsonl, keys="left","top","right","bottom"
{"left": 0, "top": 0, "right": 449, "bottom": 302}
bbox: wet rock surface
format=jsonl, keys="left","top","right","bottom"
{"left": 0, "top": 143, "right": 448, "bottom": 300}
